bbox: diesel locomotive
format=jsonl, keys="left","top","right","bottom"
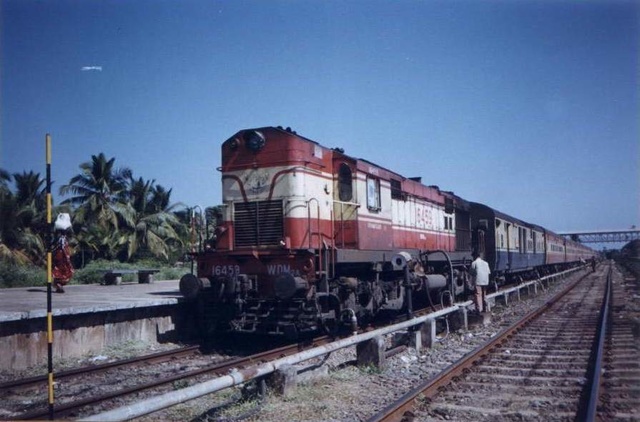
{"left": 180, "top": 126, "right": 594, "bottom": 337}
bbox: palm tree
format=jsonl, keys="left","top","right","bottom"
{"left": 13, "top": 171, "right": 47, "bottom": 234}
{"left": 118, "top": 177, "right": 184, "bottom": 261}
{"left": 0, "top": 168, "right": 10, "bottom": 197}
{"left": 75, "top": 223, "right": 121, "bottom": 262}
{"left": 60, "top": 153, "right": 133, "bottom": 227}
{"left": 13, "top": 171, "right": 46, "bottom": 207}
{"left": 0, "top": 172, "right": 25, "bottom": 264}
{"left": 14, "top": 171, "right": 47, "bottom": 260}
{"left": 59, "top": 154, "right": 133, "bottom": 260}
{"left": 0, "top": 171, "right": 46, "bottom": 265}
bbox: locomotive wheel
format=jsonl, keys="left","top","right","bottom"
{"left": 320, "top": 312, "right": 340, "bottom": 336}
{"left": 317, "top": 293, "right": 342, "bottom": 336}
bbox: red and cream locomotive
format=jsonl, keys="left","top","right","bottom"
{"left": 179, "top": 126, "right": 594, "bottom": 337}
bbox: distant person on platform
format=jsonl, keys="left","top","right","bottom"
{"left": 470, "top": 250, "right": 491, "bottom": 314}
{"left": 591, "top": 257, "right": 597, "bottom": 273}
{"left": 52, "top": 213, "right": 74, "bottom": 293}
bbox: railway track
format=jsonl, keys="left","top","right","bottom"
{"left": 1, "top": 268, "right": 591, "bottom": 421}
{"left": 7, "top": 330, "right": 415, "bottom": 420}
{"left": 0, "top": 345, "right": 201, "bottom": 392}
{"left": 1, "top": 302, "right": 435, "bottom": 421}
{"left": 369, "top": 265, "right": 609, "bottom": 422}
{"left": 3, "top": 337, "right": 334, "bottom": 420}
{"left": 597, "top": 263, "right": 640, "bottom": 421}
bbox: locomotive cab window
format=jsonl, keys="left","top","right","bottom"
{"left": 390, "top": 179, "right": 403, "bottom": 200}
{"left": 338, "top": 163, "right": 353, "bottom": 202}
{"left": 444, "top": 216, "right": 453, "bottom": 231}
{"left": 444, "top": 197, "right": 454, "bottom": 214}
{"left": 366, "top": 176, "right": 381, "bottom": 211}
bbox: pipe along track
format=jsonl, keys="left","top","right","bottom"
{"left": 6, "top": 338, "right": 338, "bottom": 420}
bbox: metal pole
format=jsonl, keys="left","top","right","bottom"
{"left": 190, "top": 207, "right": 195, "bottom": 273}
{"left": 404, "top": 266, "right": 413, "bottom": 319}
{"left": 45, "top": 134, "right": 54, "bottom": 420}
{"left": 193, "top": 205, "right": 203, "bottom": 253}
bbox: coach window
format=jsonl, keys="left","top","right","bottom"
{"left": 367, "top": 176, "right": 381, "bottom": 211}
{"left": 338, "top": 163, "right": 353, "bottom": 202}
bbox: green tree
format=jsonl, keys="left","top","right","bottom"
{"left": 0, "top": 171, "right": 47, "bottom": 265}
{"left": 59, "top": 153, "right": 133, "bottom": 261}
{"left": 116, "top": 176, "right": 184, "bottom": 261}
{"left": 0, "top": 169, "right": 10, "bottom": 196}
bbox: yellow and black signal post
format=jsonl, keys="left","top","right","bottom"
{"left": 45, "top": 133, "right": 54, "bottom": 419}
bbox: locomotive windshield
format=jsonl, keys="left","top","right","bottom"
{"left": 338, "top": 163, "right": 352, "bottom": 202}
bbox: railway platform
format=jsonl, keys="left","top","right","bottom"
{"left": 0, "top": 280, "right": 192, "bottom": 371}
{"left": 0, "top": 280, "right": 182, "bottom": 322}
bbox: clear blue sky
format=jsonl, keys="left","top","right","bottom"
{"left": 2, "top": 0, "right": 638, "bottom": 239}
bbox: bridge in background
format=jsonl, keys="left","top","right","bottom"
{"left": 558, "top": 229, "right": 640, "bottom": 244}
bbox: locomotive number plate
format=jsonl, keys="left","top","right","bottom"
{"left": 212, "top": 265, "right": 241, "bottom": 277}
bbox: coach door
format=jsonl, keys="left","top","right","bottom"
{"left": 333, "top": 157, "right": 358, "bottom": 248}
{"left": 505, "top": 222, "right": 513, "bottom": 270}
{"left": 519, "top": 226, "right": 527, "bottom": 267}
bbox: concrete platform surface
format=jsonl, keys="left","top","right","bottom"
{"left": 0, "top": 280, "right": 182, "bottom": 322}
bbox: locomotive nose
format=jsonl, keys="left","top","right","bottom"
{"left": 274, "top": 273, "right": 309, "bottom": 300}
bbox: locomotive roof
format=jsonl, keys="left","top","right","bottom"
{"left": 243, "top": 126, "right": 424, "bottom": 184}
{"left": 357, "top": 158, "right": 405, "bottom": 179}
{"left": 240, "top": 126, "right": 470, "bottom": 207}
{"left": 233, "top": 125, "right": 321, "bottom": 145}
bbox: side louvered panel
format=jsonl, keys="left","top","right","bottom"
{"left": 234, "top": 202, "right": 258, "bottom": 247}
{"left": 257, "top": 201, "right": 283, "bottom": 245}
{"left": 234, "top": 200, "right": 283, "bottom": 247}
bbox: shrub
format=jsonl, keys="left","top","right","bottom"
{"left": 0, "top": 258, "right": 191, "bottom": 288}
{"left": 0, "top": 261, "right": 46, "bottom": 288}
{"left": 157, "top": 266, "right": 190, "bottom": 281}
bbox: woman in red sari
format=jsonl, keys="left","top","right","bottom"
{"left": 52, "top": 214, "right": 74, "bottom": 293}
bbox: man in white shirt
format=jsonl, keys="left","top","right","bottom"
{"left": 470, "top": 251, "right": 491, "bottom": 313}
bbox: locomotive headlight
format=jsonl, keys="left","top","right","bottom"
{"left": 244, "top": 130, "right": 266, "bottom": 152}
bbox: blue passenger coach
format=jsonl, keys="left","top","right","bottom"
{"left": 470, "top": 202, "right": 545, "bottom": 283}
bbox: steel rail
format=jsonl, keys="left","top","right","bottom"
{"left": 80, "top": 304, "right": 467, "bottom": 422}
{"left": 9, "top": 302, "right": 431, "bottom": 420}
{"left": 366, "top": 269, "right": 590, "bottom": 422}
{"left": 16, "top": 337, "right": 335, "bottom": 420}
{"left": 79, "top": 267, "right": 586, "bottom": 421}
{"left": 8, "top": 267, "right": 583, "bottom": 420}
{"left": 20, "top": 330, "right": 412, "bottom": 421}
{"left": 0, "top": 345, "right": 201, "bottom": 392}
{"left": 583, "top": 263, "right": 612, "bottom": 422}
